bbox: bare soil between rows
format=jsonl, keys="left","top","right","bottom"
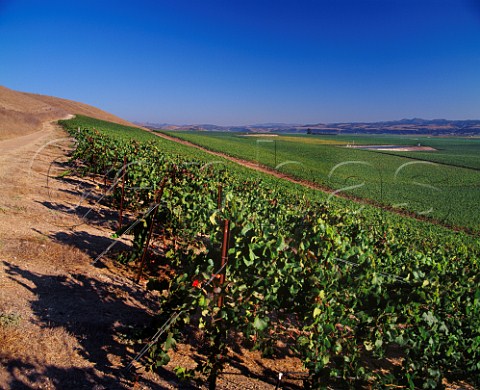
{"left": 0, "top": 121, "right": 307, "bottom": 389}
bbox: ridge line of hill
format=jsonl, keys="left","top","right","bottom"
{"left": 0, "top": 85, "right": 142, "bottom": 141}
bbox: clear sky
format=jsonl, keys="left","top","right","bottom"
{"left": 1, "top": 0, "right": 480, "bottom": 125}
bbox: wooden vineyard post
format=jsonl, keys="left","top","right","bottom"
{"left": 217, "top": 219, "right": 230, "bottom": 308}
{"left": 91, "top": 128, "right": 98, "bottom": 187}
{"left": 135, "top": 177, "right": 168, "bottom": 284}
{"left": 111, "top": 150, "right": 119, "bottom": 196}
{"left": 209, "top": 184, "right": 230, "bottom": 390}
{"left": 217, "top": 183, "right": 222, "bottom": 210}
{"left": 216, "top": 183, "right": 229, "bottom": 308}
{"left": 103, "top": 145, "right": 107, "bottom": 194}
{"left": 118, "top": 155, "right": 127, "bottom": 230}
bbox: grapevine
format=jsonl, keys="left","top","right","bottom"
{"left": 60, "top": 115, "right": 480, "bottom": 389}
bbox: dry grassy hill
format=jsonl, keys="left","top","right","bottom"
{"left": 0, "top": 85, "right": 139, "bottom": 140}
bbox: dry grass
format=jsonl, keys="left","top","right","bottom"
{"left": 0, "top": 85, "right": 141, "bottom": 141}
{"left": 0, "top": 320, "right": 87, "bottom": 368}
{"left": 2, "top": 238, "right": 91, "bottom": 269}
{"left": 0, "top": 323, "right": 93, "bottom": 390}
{"left": 26, "top": 92, "right": 138, "bottom": 128}
{"left": 0, "top": 108, "right": 63, "bottom": 140}
{"left": 0, "top": 85, "right": 67, "bottom": 140}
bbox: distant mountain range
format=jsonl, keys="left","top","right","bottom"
{"left": 136, "top": 118, "right": 480, "bottom": 136}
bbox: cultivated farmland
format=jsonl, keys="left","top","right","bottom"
{"left": 162, "top": 131, "right": 480, "bottom": 233}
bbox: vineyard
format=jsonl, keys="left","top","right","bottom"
{"left": 59, "top": 115, "right": 479, "bottom": 389}
{"left": 162, "top": 131, "right": 480, "bottom": 233}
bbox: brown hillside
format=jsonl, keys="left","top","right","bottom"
{"left": 0, "top": 85, "right": 139, "bottom": 140}
{"left": 24, "top": 92, "right": 138, "bottom": 128}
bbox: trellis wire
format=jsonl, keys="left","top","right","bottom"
{"left": 124, "top": 254, "right": 411, "bottom": 373}
{"left": 333, "top": 257, "right": 410, "bottom": 284}
{"left": 125, "top": 260, "right": 229, "bottom": 371}
{"left": 91, "top": 203, "right": 159, "bottom": 265}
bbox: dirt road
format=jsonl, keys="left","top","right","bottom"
{"left": 0, "top": 120, "right": 164, "bottom": 389}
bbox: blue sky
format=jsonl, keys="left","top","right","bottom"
{"left": 1, "top": 0, "right": 480, "bottom": 125}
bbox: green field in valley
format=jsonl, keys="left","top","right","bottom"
{"left": 162, "top": 131, "right": 480, "bottom": 233}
